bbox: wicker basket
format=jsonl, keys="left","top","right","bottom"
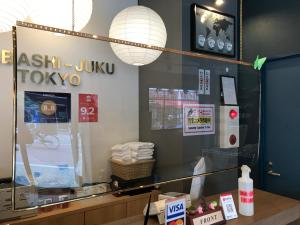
{"left": 111, "top": 159, "right": 155, "bottom": 180}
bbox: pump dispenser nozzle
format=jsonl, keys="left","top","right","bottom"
{"left": 241, "top": 165, "right": 251, "bottom": 179}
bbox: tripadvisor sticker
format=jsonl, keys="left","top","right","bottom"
{"left": 165, "top": 197, "right": 186, "bottom": 225}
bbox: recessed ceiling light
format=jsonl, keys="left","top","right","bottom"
{"left": 216, "top": 0, "right": 224, "bottom": 6}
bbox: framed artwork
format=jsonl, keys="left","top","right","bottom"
{"left": 24, "top": 91, "right": 71, "bottom": 123}
{"left": 191, "top": 4, "right": 235, "bottom": 57}
{"left": 220, "top": 76, "right": 238, "bottom": 106}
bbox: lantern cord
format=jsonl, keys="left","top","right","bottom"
{"left": 72, "top": 0, "right": 75, "bottom": 31}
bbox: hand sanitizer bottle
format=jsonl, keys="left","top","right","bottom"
{"left": 238, "top": 165, "right": 254, "bottom": 216}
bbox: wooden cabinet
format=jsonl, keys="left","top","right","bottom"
{"left": 127, "top": 197, "right": 148, "bottom": 217}
{"left": 0, "top": 191, "right": 158, "bottom": 225}
{"left": 32, "top": 213, "right": 84, "bottom": 225}
{"left": 127, "top": 192, "right": 158, "bottom": 217}
{"left": 85, "top": 203, "right": 126, "bottom": 225}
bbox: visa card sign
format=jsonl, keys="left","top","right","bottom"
{"left": 165, "top": 197, "right": 186, "bottom": 225}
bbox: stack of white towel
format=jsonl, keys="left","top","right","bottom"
{"left": 111, "top": 142, "right": 155, "bottom": 163}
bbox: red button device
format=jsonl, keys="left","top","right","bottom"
{"left": 229, "top": 109, "right": 238, "bottom": 119}
{"left": 229, "top": 135, "right": 237, "bottom": 145}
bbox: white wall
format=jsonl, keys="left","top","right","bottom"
{"left": 0, "top": 33, "right": 13, "bottom": 179}
{"left": 0, "top": 0, "right": 138, "bottom": 183}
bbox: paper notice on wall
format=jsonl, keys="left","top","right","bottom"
{"left": 183, "top": 104, "right": 215, "bottom": 136}
{"left": 198, "top": 69, "right": 205, "bottom": 95}
{"left": 149, "top": 88, "right": 199, "bottom": 130}
{"left": 79, "top": 94, "right": 98, "bottom": 122}
{"left": 204, "top": 70, "right": 211, "bottom": 95}
{"left": 221, "top": 76, "right": 237, "bottom": 105}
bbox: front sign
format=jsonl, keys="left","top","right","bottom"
{"left": 165, "top": 197, "right": 186, "bottom": 225}
{"left": 191, "top": 211, "right": 224, "bottom": 225}
{"left": 78, "top": 94, "right": 98, "bottom": 123}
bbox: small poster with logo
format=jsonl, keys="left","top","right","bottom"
{"left": 165, "top": 197, "right": 186, "bottom": 225}
{"left": 79, "top": 94, "right": 98, "bottom": 123}
{"left": 183, "top": 104, "right": 215, "bottom": 136}
{"left": 24, "top": 91, "right": 71, "bottom": 123}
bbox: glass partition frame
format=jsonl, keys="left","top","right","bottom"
{"left": 11, "top": 21, "right": 259, "bottom": 211}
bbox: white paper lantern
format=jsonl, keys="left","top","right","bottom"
{"left": 0, "top": 0, "right": 30, "bottom": 32}
{"left": 29, "top": 0, "right": 93, "bottom": 31}
{"left": 109, "top": 6, "right": 167, "bottom": 66}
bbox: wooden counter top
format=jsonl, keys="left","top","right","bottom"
{"left": 104, "top": 189, "right": 300, "bottom": 225}
{"left": 1, "top": 189, "right": 299, "bottom": 225}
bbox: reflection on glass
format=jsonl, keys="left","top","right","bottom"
{"left": 18, "top": 92, "right": 77, "bottom": 189}
{"left": 16, "top": 90, "right": 82, "bottom": 207}
{"left": 149, "top": 88, "right": 199, "bottom": 130}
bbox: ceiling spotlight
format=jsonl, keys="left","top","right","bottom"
{"left": 215, "top": 0, "right": 224, "bottom": 6}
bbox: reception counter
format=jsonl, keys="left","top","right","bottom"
{"left": 1, "top": 189, "right": 299, "bottom": 225}
{"left": 105, "top": 189, "right": 300, "bottom": 225}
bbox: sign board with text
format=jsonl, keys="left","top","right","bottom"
{"left": 79, "top": 94, "right": 98, "bottom": 123}
{"left": 165, "top": 197, "right": 186, "bottom": 225}
{"left": 220, "top": 193, "right": 238, "bottom": 220}
{"left": 183, "top": 104, "right": 215, "bottom": 136}
{"left": 187, "top": 207, "right": 226, "bottom": 225}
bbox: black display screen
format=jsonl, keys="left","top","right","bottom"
{"left": 24, "top": 91, "right": 71, "bottom": 123}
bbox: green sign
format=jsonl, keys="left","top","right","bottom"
{"left": 254, "top": 55, "right": 267, "bottom": 71}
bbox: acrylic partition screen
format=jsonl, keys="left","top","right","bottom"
{"left": 13, "top": 26, "right": 260, "bottom": 209}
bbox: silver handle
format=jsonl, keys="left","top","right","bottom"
{"left": 267, "top": 162, "right": 281, "bottom": 177}
{"left": 267, "top": 170, "right": 281, "bottom": 177}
